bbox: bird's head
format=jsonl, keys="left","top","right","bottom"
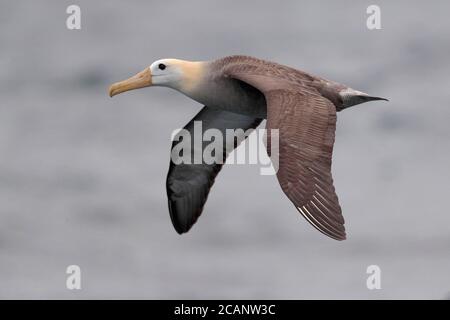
{"left": 109, "top": 59, "right": 205, "bottom": 97}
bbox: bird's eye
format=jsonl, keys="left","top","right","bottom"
{"left": 158, "top": 63, "right": 166, "bottom": 70}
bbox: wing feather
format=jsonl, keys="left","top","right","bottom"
{"left": 224, "top": 62, "right": 346, "bottom": 240}
{"left": 166, "top": 106, "right": 262, "bottom": 234}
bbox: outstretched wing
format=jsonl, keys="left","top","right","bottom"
{"left": 167, "top": 106, "right": 262, "bottom": 234}
{"left": 224, "top": 63, "right": 346, "bottom": 240}
{"left": 265, "top": 90, "right": 345, "bottom": 240}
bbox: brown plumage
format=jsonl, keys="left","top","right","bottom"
{"left": 109, "top": 55, "right": 387, "bottom": 241}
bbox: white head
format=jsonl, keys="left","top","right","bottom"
{"left": 149, "top": 59, "right": 184, "bottom": 88}
{"left": 109, "top": 58, "right": 205, "bottom": 97}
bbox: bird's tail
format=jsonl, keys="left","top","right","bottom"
{"left": 338, "top": 88, "right": 388, "bottom": 111}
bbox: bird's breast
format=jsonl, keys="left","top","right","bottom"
{"left": 185, "top": 77, "right": 267, "bottom": 119}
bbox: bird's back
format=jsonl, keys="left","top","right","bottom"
{"left": 212, "top": 55, "right": 384, "bottom": 112}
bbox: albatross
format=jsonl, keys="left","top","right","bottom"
{"left": 109, "top": 55, "right": 387, "bottom": 240}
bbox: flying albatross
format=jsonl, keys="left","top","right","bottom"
{"left": 109, "top": 55, "right": 387, "bottom": 240}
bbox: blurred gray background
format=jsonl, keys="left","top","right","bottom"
{"left": 0, "top": 0, "right": 449, "bottom": 299}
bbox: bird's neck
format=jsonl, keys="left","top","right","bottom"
{"left": 176, "top": 61, "right": 209, "bottom": 98}
{"left": 174, "top": 62, "right": 267, "bottom": 118}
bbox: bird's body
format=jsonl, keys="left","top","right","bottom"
{"left": 187, "top": 67, "right": 267, "bottom": 118}
{"left": 109, "top": 55, "right": 387, "bottom": 241}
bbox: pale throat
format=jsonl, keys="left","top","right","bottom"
{"left": 176, "top": 61, "right": 208, "bottom": 100}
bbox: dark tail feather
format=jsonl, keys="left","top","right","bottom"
{"left": 339, "top": 89, "right": 388, "bottom": 111}
{"left": 359, "top": 95, "right": 389, "bottom": 102}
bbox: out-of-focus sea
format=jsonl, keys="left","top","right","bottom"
{"left": 0, "top": 1, "right": 449, "bottom": 299}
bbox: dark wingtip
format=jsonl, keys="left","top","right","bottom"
{"left": 171, "top": 215, "right": 191, "bottom": 235}
{"left": 167, "top": 199, "right": 191, "bottom": 235}
{"left": 174, "top": 227, "right": 187, "bottom": 235}
{"left": 329, "top": 231, "right": 346, "bottom": 241}
{"left": 337, "top": 234, "right": 347, "bottom": 241}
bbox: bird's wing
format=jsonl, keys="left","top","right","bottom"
{"left": 224, "top": 64, "right": 346, "bottom": 240}
{"left": 167, "top": 106, "right": 262, "bottom": 234}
